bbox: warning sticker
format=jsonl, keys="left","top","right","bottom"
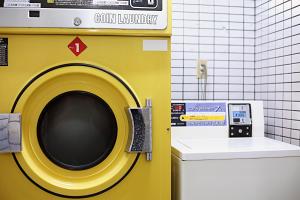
{"left": 171, "top": 102, "right": 227, "bottom": 127}
{"left": 0, "top": 38, "right": 8, "bottom": 66}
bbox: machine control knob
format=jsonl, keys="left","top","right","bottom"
{"left": 74, "top": 17, "right": 82, "bottom": 26}
{"left": 238, "top": 129, "right": 243, "bottom": 133}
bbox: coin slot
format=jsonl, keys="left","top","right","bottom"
{"left": 29, "top": 11, "right": 40, "bottom": 18}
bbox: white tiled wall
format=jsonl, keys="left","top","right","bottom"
{"left": 255, "top": 0, "right": 300, "bottom": 146}
{"left": 171, "top": 0, "right": 256, "bottom": 100}
{"left": 172, "top": 0, "right": 300, "bottom": 146}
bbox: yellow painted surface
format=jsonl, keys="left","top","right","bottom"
{"left": 180, "top": 115, "right": 226, "bottom": 121}
{"left": 0, "top": 11, "right": 171, "bottom": 200}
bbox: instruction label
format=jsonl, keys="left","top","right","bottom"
{"left": 0, "top": 38, "right": 8, "bottom": 66}
{"left": 171, "top": 102, "right": 227, "bottom": 127}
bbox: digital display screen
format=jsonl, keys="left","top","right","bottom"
{"left": 232, "top": 111, "right": 246, "bottom": 118}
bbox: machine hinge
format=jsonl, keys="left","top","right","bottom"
{"left": 0, "top": 113, "right": 22, "bottom": 153}
{"left": 127, "top": 98, "right": 152, "bottom": 161}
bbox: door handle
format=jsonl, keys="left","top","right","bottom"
{"left": 127, "top": 99, "right": 152, "bottom": 160}
{"left": 0, "top": 113, "right": 21, "bottom": 153}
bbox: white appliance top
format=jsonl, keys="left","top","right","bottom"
{"left": 172, "top": 137, "right": 300, "bottom": 161}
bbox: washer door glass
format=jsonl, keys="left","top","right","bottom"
{"left": 38, "top": 91, "right": 118, "bottom": 170}
{"left": 12, "top": 64, "right": 140, "bottom": 198}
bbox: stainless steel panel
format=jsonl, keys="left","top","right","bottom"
{"left": 0, "top": 113, "right": 21, "bottom": 153}
{"left": 0, "top": 4, "right": 167, "bottom": 29}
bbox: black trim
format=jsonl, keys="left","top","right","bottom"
{"left": 11, "top": 63, "right": 141, "bottom": 199}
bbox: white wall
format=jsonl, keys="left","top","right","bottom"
{"left": 172, "top": 0, "right": 256, "bottom": 100}
{"left": 255, "top": 0, "right": 300, "bottom": 146}
{"left": 171, "top": 0, "right": 300, "bottom": 146}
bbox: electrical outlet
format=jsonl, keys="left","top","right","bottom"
{"left": 197, "top": 59, "right": 208, "bottom": 79}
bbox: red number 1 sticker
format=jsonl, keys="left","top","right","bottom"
{"left": 68, "top": 37, "right": 87, "bottom": 56}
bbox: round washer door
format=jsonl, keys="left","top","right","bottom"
{"left": 12, "top": 64, "right": 140, "bottom": 198}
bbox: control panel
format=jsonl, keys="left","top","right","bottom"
{"left": 131, "top": 0, "right": 158, "bottom": 8}
{"left": 0, "top": 0, "right": 167, "bottom": 29}
{"left": 228, "top": 104, "right": 252, "bottom": 138}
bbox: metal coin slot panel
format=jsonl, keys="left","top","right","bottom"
{"left": 229, "top": 125, "right": 252, "bottom": 138}
{"left": 228, "top": 103, "right": 252, "bottom": 138}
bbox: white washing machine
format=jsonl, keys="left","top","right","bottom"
{"left": 171, "top": 101, "right": 300, "bottom": 200}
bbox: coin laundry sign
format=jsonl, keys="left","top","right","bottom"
{"left": 94, "top": 13, "right": 158, "bottom": 25}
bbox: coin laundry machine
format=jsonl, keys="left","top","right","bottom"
{"left": 171, "top": 101, "right": 300, "bottom": 200}
{"left": 0, "top": 0, "right": 171, "bottom": 199}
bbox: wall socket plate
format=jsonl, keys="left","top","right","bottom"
{"left": 197, "top": 59, "right": 208, "bottom": 79}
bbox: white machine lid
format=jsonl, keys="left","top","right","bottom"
{"left": 172, "top": 137, "right": 300, "bottom": 160}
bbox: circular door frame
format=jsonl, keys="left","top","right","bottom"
{"left": 11, "top": 63, "right": 140, "bottom": 199}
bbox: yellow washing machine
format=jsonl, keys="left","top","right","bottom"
{"left": 0, "top": 0, "right": 171, "bottom": 199}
